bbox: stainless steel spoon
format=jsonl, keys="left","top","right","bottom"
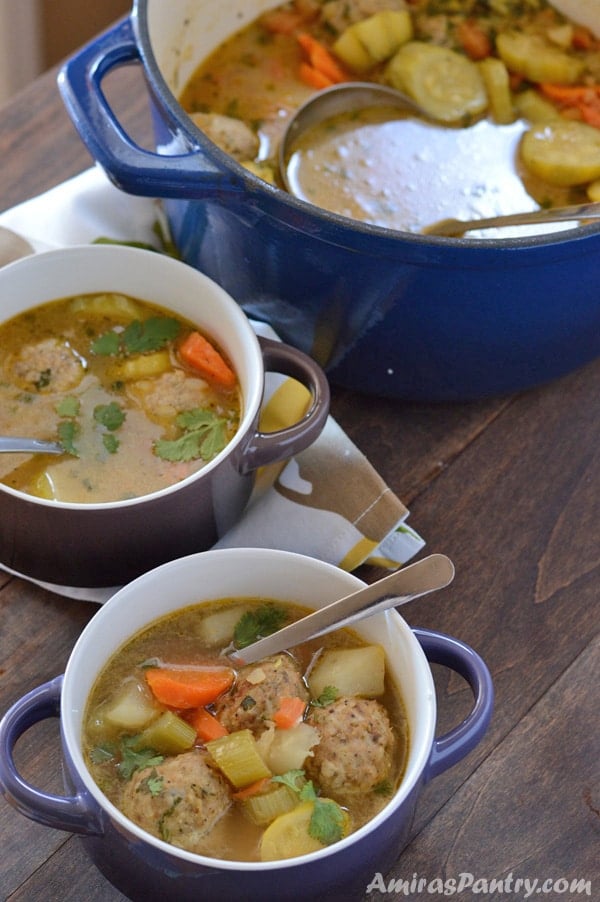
{"left": 228, "top": 552, "right": 454, "bottom": 665}
{"left": 0, "top": 437, "right": 64, "bottom": 454}
{"left": 423, "top": 200, "right": 600, "bottom": 237}
{"left": 279, "top": 81, "right": 425, "bottom": 192}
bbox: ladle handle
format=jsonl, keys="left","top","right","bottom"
{"left": 230, "top": 553, "right": 454, "bottom": 665}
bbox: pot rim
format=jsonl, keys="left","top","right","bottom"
{"left": 132, "top": 0, "right": 600, "bottom": 254}
{"left": 0, "top": 244, "right": 264, "bottom": 511}
{"left": 61, "top": 548, "right": 437, "bottom": 871}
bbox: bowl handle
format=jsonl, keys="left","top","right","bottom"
{"left": 57, "top": 18, "right": 242, "bottom": 199}
{"left": 414, "top": 628, "right": 494, "bottom": 782}
{"left": 238, "top": 336, "right": 331, "bottom": 473}
{"left": 0, "top": 675, "right": 103, "bottom": 835}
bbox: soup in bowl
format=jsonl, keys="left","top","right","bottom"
{"left": 0, "top": 548, "right": 493, "bottom": 901}
{"left": 0, "top": 246, "right": 329, "bottom": 587}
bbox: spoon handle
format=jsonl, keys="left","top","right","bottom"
{"left": 229, "top": 553, "right": 454, "bottom": 666}
{"left": 425, "top": 201, "right": 600, "bottom": 237}
{"left": 0, "top": 437, "right": 64, "bottom": 454}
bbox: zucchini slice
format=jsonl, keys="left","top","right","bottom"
{"left": 385, "top": 41, "right": 487, "bottom": 123}
{"left": 520, "top": 120, "right": 600, "bottom": 187}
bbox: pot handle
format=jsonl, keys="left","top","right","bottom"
{"left": 0, "top": 675, "right": 103, "bottom": 835}
{"left": 414, "top": 628, "right": 494, "bottom": 782}
{"left": 239, "top": 336, "right": 330, "bottom": 474}
{"left": 57, "top": 18, "right": 242, "bottom": 199}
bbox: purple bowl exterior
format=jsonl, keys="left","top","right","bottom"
{"left": 0, "top": 423, "right": 255, "bottom": 588}
{"left": 57, "top": 13, "right": 600, "bottom": 401}
{"left": 0, "top": 626, "right": 493, "bottom": 900}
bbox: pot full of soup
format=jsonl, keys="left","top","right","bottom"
{"left": 0, "top": 246, "right": 329, "bottom": 587}
{"left": 0, "top": 548, "right": 494, "bottom": 901}
{"left": 57, "top": 0, "right": 600, "bottom": 400}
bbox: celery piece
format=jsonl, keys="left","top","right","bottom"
{"left": 134, "top": 710, "right": 196, "bottom": 756}
{"left": 242, "top": 784, "right": 298, "bottom": 826}
{"left": 206, "top": 729, "right": 271, "bottom": 788}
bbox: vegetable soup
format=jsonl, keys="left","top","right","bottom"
{"left": 83, "top": 598, "right": 408, "bottom": 862}
{"left": 0, "top": 293, "right": 241, "bottom": 502}
{"left": 180, "top": 0, "right": 600, "bottom": 232}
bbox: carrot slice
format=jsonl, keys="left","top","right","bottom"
{"left": 456, "top": 20, "right": 492, "bottom": 61}
{"left": 179, "top": 331, "right": 236, "bottom": 389}
{"left": 232, "top": 777, "right": 272, "bottom": 801}
{"left": 272, "top": 696, "right": 307, "bottom": 729}
{"left": 145, "top": 667, "right": 234, "bottom": 709}
{"left": 299, "top": 62, "right": 334, "bottom": 90}
{"left": 297, "top": 33, "right": 348, "bottom": 84}
{"left": 187, "top": 706, "right": 229, "bottom": 742}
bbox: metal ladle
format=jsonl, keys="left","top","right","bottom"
{"left": 0, "top": 437, "right": 64, "bottom": 454}
{"left": 278, "top": 81, "right": 425, "bottom": 193}
{"left": 278, "top": 84, "right": 600, "bottom": 238}
{"left": 228, "top": 552, "right": 454, "bottom": 665}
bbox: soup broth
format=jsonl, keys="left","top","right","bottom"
{"left": 0, "top": 294, "right": 241, "bottom": 502}
{"left": 83, "top": 598, "right": 409, "bottom": 862}
{"left": 180, "top": 0, "right": 600, "bottom": 233}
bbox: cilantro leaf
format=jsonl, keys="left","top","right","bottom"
{"left": 309, "top": 798, "right": 347, "bottom": 846}
{"left": 117, "top": 736, "right": 164, "bottom": 780}
{"left": 91, "top": 316, "right": 180, "bottom": 357}
{"left": 121, "top": 317, "right": 180, "bottom": 354}
{"left": 102, "top": 433, "right": 120, "bottom": 454}
{"left": 56, "top": 396, "right": 80, "bottom": 418}
{"left": 311, "top": 686, "right": 339, "bottom": 708}
{"left": 89, "top": 743, "right": 116, "bottom": 765}
{"left": 94, "top": 402, "right": 126, "bottom": 431}
{"left": 233, "top": 604, "right": 288, "bottom": 649}
{"left": 91, "top": 331, "right": 121, "bottom": 356}
{"left": 154, "top": 408, "right": 230, "bottom": 463}
{"left": 139, "top": 768, "right": 165, "bottom": 797}
{"left": 57, "top": 420, "right": 80, "bottom": 456}
{"left": 272, "top": 770, "right": 306, "bottom": 794}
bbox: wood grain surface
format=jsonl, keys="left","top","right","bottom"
{"left": 0, "top": 58, "right": 598, "bottom": 902}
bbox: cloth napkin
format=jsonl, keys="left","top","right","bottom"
{"left": 0, "top": 166, "right": 425, "bottom": 603}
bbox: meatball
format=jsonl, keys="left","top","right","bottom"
{"left": 128, "top": 369, "right": 211, "bottom": 421}
{"left": 306, "top": 696, "right": 395, "bottom": 798}
{"left": 216, "top": 654, "right": 309, "bottom": 736}
{"left": 121, "top": 749, "right": 230, "bottom": 852}
{"left": 9, "top": 337, "right": 85, "bottom": 392}
{"left": 190, "top": 112, "right": 260, "bottom": 162}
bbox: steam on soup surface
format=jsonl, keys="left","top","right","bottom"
{"left": 83, "top": 599, "right": 408, "bottom": 861}
{"left": 0, "top": 293, "right": 240, "bottom": 502}
{"left": 180, "top": 0, "right": 600, "bottom": 233}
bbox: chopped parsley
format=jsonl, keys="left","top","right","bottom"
{"left": 137, "top": 768, "right": 165, "bottom": 797}
{"left": 116, "top": 735, "right": 164, "bottom": 781}
{"left": 34, "top": 368, "right": 52, "bottom": 390}
{"left": 55, "top": 396, "right": 80, "bottom": 418}
{"left": 233, "top": 604, "right": 288, "bottom": 649}
{"left": 311, "top": 686, "right": 339, "bottom": 708}
{"left": 273, "top": 770, "right": 348, "bottom": 846}
{"left": 57, "top": 419, "right": 80, "bottom": 456}
{"left": 94, "top": 401, "right": 126, "bottom": 431}
{"left": 154, "top": 408, "right": 230, "bottom": 463}
{"left": 91, "top": 316, "right": 181, "bottom": 357}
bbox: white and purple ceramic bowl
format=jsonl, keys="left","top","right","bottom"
{"left": 0, "top": 548, "right": 493, "bottom": 901}
{"left": 0, "top": 246, "right": 329, "bottom": 587}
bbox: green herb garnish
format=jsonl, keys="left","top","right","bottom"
{"left": 117, "top": 736, "right": 164, "bottom": 781}
{"left": 311, "top": 686, "right": 339, "bottom": 708}
{"left": 154, "top": 408, "right": 229, "bottom": 463}
{"left": 102, "top": 433, "right": 120, "bottom": 454}
{"left": 138, "top": 768, "right": 165, "bottom": 797}
{"left": 233, "top": 604, "right": 288, "bottom": 649}
{"left": 57, "top": 420, "right": 80, "bottom": 456}
{"left": 94, "top": 402, "right": 126, "bottom": 431}
{"left": 273, "top": 771, "right": 347, "bottom": 846}
{"left": 34, "top": 368, "right": 52, "bottom": 390}
{"left": 91, "top": 316, "right": 181, "bottom": 357}
{"left": 55, "top": 396, "right": 80, "bottom": 417}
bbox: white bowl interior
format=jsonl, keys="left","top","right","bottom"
{"left": 62, "top": 548, "right": 436, "bottom": 870}
{"left": 146, "top": 0, "right": 283, "bottom": 96}
{"left": 0, "top": 245, "right": 264, "bottom": 500}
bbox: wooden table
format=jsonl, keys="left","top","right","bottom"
{"left": 0, "top": 60, "right": 598, "bottom": 902}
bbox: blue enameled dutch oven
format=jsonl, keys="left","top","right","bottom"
{"left": 58, "top": 0, "right": 600, "bottom": 401}
{"left": 0, "top": 549, "right": 493, "bottom": 901}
